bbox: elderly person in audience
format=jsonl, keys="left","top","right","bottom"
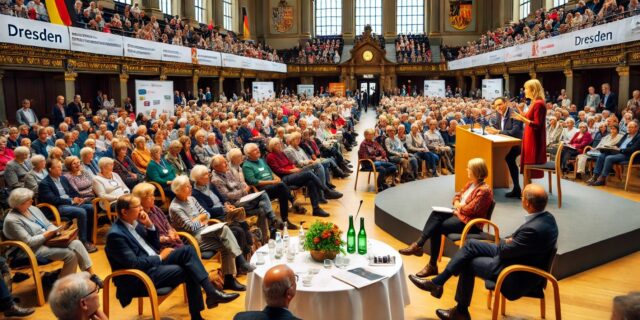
{"left": 425, "top": 120, "right": 455, "bottom": 174}
{"left": 589, "top": 120, "right": 640, "bottom": 186}
{"left": 399, "top": 158, "right": 494, "bottom": 278}
{"left": 560, "top": 122, "right": 593, "bottom": 175}
{"left": 92, "top": 157, "right": 130, "bottom": 210}
{"left": 576, "top": 125, "right": 622, "bottom": 178}
{"left": 146, "top": 145, "right": 176, "bottom": 198}
{"left": 358, "top": 128, "right": 398, "bottom": 191}
{"left": 24, "top": 154, "right": 47, "bottom": 194}
{"left": 385, "top": 125, "right": 417, "bottom": 182}
{"left": 63, "top": 156, "right": 96, "bottom": 200}
{"left": 546, "top": 116, "right": 563, "bottom": 152}
{"left": 193, "top": 129, "right": 217, "bottom": 166}
{"left": 80, "top": 147, "right": 99, "bottom": 177}
{"left": 131, "top": 136, "right": 151, "bottom": 174}
{"left": 178, "top": 135, "right": 196, "bottom": 169}
{"left": 406, "top": 123, "right": 439, "bottom": 177}
{"left": 190, "top": 165, "right": 230, "bottom": 221}
{"left": 169, "top": 175, "right": 254, "bottom": 291}
{"left": 4, "top": 146, "right": 31, "bottom": 190}
{"left": 132, "top": 182, "right": 182, "bottom": 250}
{"left": 0, "top": 137, "right": 15, "bottom": 172}
{"left": 283, "top": 132, "right": 334, "bottom": 190}
{"left": 38, "top": 158, "right": 97, "bottom": 253}
{"left": 112, "top": 142, "right": 144, "bottom": 189}
{"left": 49, "top": 272, "right": 108, "bottom": 320}
{"left": 165, "top": 140, "right": 188, "bottom": 176}
{"left": 233, "top": 264, "right": 299, "bottom": 320}
{"left": 3, "top": 188, "right": 103, "bottom": 284}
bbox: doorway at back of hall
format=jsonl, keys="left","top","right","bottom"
{"left": 359, "top": 79, "right": 378, "bottom": 108}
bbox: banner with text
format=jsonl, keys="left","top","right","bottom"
{"left": 328, "top": 82, "right": 346, "bottom": 97}
{"left": 0, "top": 15, "right": 70, "bottom": 50}
{"left": 123, "top": 36, "right": 162, "bottom": 61}
{"left": 424, "top": 80, "right": 446, "bottom": 98}
{"left": 481, "top": 78, "right": 503, "bottom": 101}
{"left": 69, "top": 27, "right": 123, "bottom": 56}
{"left": 252, "top": 81, "right": 275, "bottom": 101}
{"left": 160, "top": 43, "right": 192, "bottom": 64}
{"left": 196, "top": 49, "right": 222, "bottom": 66}
{"left": 135, "top": 80, "right": 174, "bottom": 116}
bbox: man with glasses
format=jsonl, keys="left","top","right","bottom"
{"left": 49, "top": 272, "right": 107, "bottom": 320}
{"left": 486, "top": 97, "right": 523, "bottom": 198}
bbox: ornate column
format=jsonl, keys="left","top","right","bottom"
{"left": 428, "top": 0, "right": 441, "bottom": 37}
{"left": 617, "top": 65, "right": 630, "bottom": 114}
{"left": 503, "top": 73, "right": 515, "bottom": 98}
{"left": 141, "top": 0, "right": 163, "bottom": 19}
{"left": 119, "top": 65, "right": 129, "bottom": 106}
{"left": 240, "top": 74, "right": 245, "bottom": 92}
{"left": 0, "top": 69, "right": 6, "bottom": 122}
{"left": 159, "top": 67, "right": 167, "bottom": 80}
{"left": 301, "top": 0, "right": 311, "bottom": 37}
{"left": 192, "top": 69, "right": 200, "bottom": 97}
{"left": 181, "top": 0, "right": 198, "bottom": 27}
{"left": 64, "top": 60, "right": 77, "bottom": 105}
{"left": 470, "top": 75, "right": 478, "bottom": 92}
{"left": 218, "top": 76, "right": 225, "bottom": 97}
{"left": 383, "top": 0, "right": 397, "bottom": 38}
{"left": 214, "top": 0, "right": 224, "bottom": 30}
{"left": 342, "top": 0, "right": 355, "bottom": 43}
{"left": 563, "top": 68, "right": 574, "bottom": 102}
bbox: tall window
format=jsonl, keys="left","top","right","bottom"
{"left": 519, "top": 0, "right": 531, "bottom": 19}
{"left": 195, "top": 0, "right": 206, "bottom": 23}
{"left": 553, "top": 0, "right": 567, "bottom": 7}
{"left": 397, "top": 0, "right": 424, "bottom": 34}
{"left": 159, "top": 0, "right": 171, "bottom": 15}
{"left": 355, "top": 0, "right": 382, "bottom": 35}
{"left": 315, "top": 0, "right": 342, "bottom": 36}
{"left": 223, "top": 0, "right": 233, "bottom": 31}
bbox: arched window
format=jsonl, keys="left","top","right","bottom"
{"left": 223, "top": 0, "right": 233, "bottom": 31}
{"left": 195, "top": 0, "right": 206, "bottom": 23}
{"left": 355, "top": 0, "right": 382, "bottom": 35}
{"left": 315, "top": 0, "right": 342, "bottom": 36}
{"left": 159, "top": 0, "right": 172, "bottom": 15}
{"left": 519, "top": 0, "right": 531, "bottom": 19}
{"left": 397, "top": 0, "right": 424, "bottom": 34}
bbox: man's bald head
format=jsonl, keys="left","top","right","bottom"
{"left": 522, "top": 184, "right": 548, "bottom": 213}
{"left": 263, "top": 264, "right": 296, "bottom": 308}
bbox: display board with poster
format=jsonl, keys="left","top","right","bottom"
{"left": 481, "top": 79, "right": 503, "bottom": 101}
{"left": 135, "top": 80, "right": 174, "bottom": 116}
{"left": 328, "top": 83, "right": 346, "bottom": 97}
{"left": 252, "top": 82, "right": 275, "bottom": 101}
{"left": 297, "top": 84, "right": 315, "bottom": 97}
{"left": 423, "top": 80, "right": 446, "bottom": 98}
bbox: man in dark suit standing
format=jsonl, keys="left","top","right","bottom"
{"left": 408, "top": 184, "right": 558, "bottom": 320}
{"left": 234, "top": 264, "right": 301, "bottom": 320}
{"left": 600, "top": 83, "right": 618, "bottom": 114}
{"left": 362, "top": 90, "right": 369, "bottom": 112}
{"left": 51, "top": 95, "right": 66, "bottom": 128}
{"left": 486, "top": 98, "right": 524, "bottom": 198}
{"left": 66, "top": 94, "right": 83, "bottom": 125}
{"left": 105, "top": 195, "right": 239, "bottom": 320}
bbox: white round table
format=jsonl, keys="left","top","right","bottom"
{"left": 245, "top": 237, "right": 410, "bottom": 320}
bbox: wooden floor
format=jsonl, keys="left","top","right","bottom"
{"left": 14, "top": 110, "right": 640, "bottom": 320}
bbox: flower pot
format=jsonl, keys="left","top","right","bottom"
{"left": 310, "top": 249, "right": 338, "bottom": 262}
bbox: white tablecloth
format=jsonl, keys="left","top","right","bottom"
{"left": 245, "top": 237, "right": 410, "bottom": 320}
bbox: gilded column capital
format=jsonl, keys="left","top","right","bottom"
{"left": 616, "top": 65, "right": 630, "bottom": 76}
{"left": 563, "top": 69, "right": 573, "bottom": 78}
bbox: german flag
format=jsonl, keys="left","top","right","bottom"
{"left": 45, "top": 0, "right": 72, "bottom": 26}
{"left": 242, "top": 7, "right": 250, "bottom": 38}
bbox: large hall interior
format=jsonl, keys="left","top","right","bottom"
{"left": 0, "top": 0, "right": 639, "bottom": 319}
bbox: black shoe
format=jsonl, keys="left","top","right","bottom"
{"left": 408, "top": 274, "right": 443, "bottom": 298}
{"left": 505, "top": 189, "right": 521, "bottom": 198}
{"left": 435, "top": 307, "right": 471, "bottom": 320}
{"left": 318, "top": 198, "right": 329, "bottom": 204}
{"left": 312, "top": 208, "right": 330, "bottom": 217}
{"left": 83, "top": 242, "right": 98, "bottom": 253}
{"left": 90, "top": 274, "right": 104, "bottom": 289}
{"left": 223, "top": 276, "right": 246, "bottom": 291}
{"left": 292, "top": 205, "right": 307, "bottom": 214}
{"left": 324, "top": 190, "right": 343, "bottom": 200}
{"left": 3, "top": 304, "right": 35, "bottom": 318}
{"left": 285, "top": 220, "right": 300, "bottom": 230}
{"left": 592, "top": 178, "right": 606, "bottom": 186}
{"left": 205, "top": 289, "right": 240, "bottom": 308}
{"left": 327, "top": 183, "right": 337, "bottom": 189}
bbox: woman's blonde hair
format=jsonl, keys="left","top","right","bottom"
{"left": 467, "top": 158, "right": 489, "bottom": 181}
{"left": 524, "top": 79, "right": 545, "bottom": 101}
{"left": 132, "top": 182, "right": 156, "bottom": 199}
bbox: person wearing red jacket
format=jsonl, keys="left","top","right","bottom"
{"left": 399, "top": 158, "right": 494, "bottom": 279}
{"left": 560, "top": 122, "right": 593, "bottom": 174}
{"left": 357, "top": 128, "right": 397, "bottom": 191}
{"left": 511, "top": 79, "right": 548, "bottom": 187}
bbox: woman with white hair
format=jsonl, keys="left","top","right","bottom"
{"left": 165, "top": 140, "right": 187, "bottom": 176}
{"left": 146, "top": 145, "right": 176, "bottom": 198}
{"left": 168, "top": 175, "right": 254, "bottom": 291}
{"left": 4, "top": 146, "right": 31, "bottom": 190}
{"left": 2, "top": 188, "right": 103, "bottom": 284}
{"left": 92, "top": 157, "right": 130, "bottom": 210}
{"left": 193, "top": 129, "right": 218, "bottom": 166}
{"left": 24, "top": 154, "right": 47, "bottom": 194}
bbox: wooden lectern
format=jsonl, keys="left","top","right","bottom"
{"left": 454, "top": 125, "right": 522, "bottom": 191}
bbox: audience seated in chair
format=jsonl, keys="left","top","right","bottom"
{"left": 588, "top": 120, "right": 640, "bottom": 186}
{"left": 358, "top": 128, "right": 398, "bottom": 191}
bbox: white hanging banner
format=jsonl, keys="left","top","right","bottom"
{"left": 69, "top": 26, "right": 123, "bottom": 56}
{"left": 123, "top": 36, "right": 162, "bottom": 61}
{"left": 196, "top": 49, "right": 222, "bottom": 66}
{"left": 423, "top": 80, "right": 446, "bottom": 98}
{"left": 160, "top": 43, "right": 192, "bottom": 64}
{"left": 135, "top": 80, "right": 174, "bottom": 116}
{"left": 221, "top": 52, "right": 242, "bottom": 68}
{"left": 482, "top": 78, "right": 503, "bottom": 101}
{"left": 0, "top": 15, "right": 70, "bottom": 50}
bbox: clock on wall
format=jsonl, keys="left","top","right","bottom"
{"left": 362, "top": 50, "right": 374, "bottom": 62}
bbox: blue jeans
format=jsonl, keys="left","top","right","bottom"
{"left": 414, "top": 151, "right": 440, "bottom": 172}
{"left": 58, "top": 204, "right": 94, "bottom": 243}
{"left": 593, "top": 153, "right": 627, "bottom": 178}
{"left": 373, "top": 161, "right": 397, "bottom": 187}
{"left": 0, "top": 277, "right": 11, "bottom": 310}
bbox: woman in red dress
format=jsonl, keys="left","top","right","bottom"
{"left": 511, "top": 79, "right": 547, "bottom": 187}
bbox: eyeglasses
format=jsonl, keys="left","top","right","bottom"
{"left": 82, "top": 282, "right": 100, "bottom": 299}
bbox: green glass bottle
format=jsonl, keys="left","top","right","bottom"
{"left": 358, "top": 217, "right": 367, "bottom": 255}
{"left": 347, "top": 215, "right": 356, "bottom": 254}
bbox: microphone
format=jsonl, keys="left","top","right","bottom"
{"left": 354, "top": 200, "right": 364, "bottom": 220}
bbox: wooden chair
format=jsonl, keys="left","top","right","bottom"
{"left": 486, "top": 247, "right": 561, "bottom": 320}
{"left": 148, "top": 181, "right": 169, "bottom": 211}
{"left": 91, "top": 198, "right": 117, "bottom": 244}
{"left": 613, "top": 150, "right": 640, "bottom": 191}
{"left": 524, "top": 142, "right": 563, "bottom": 208}
{"left": 103, "top": 269, "right": 184, "bottom": 320}
{"left": 437, "top": 201, "right": 498, "bottom": 262}
{"left": 36, "top": 203, "right": 63, "bottom": 226}
{"left": 568, "top": 145, "right": 593, "bottom": 179}
{"left": 354, "top": 159, "right": 378, "bottom": 192}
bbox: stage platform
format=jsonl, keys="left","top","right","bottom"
{"left": 374, "top": 175, "right": 640, "bottom": 279}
